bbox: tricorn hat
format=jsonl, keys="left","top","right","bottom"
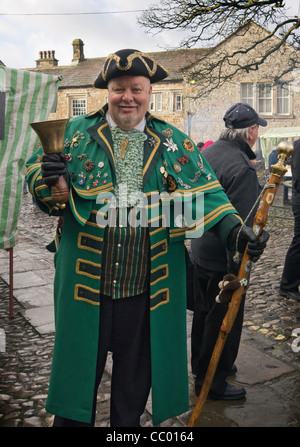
{"left": 94, "top": 49, "right": 169, "bottom": 89}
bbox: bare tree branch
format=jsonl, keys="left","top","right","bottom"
{"left": 139, "top": 0, "right": 288, "bottom": 41}
{"left": 138, "top": 0, "right": 300, "bottom": 97}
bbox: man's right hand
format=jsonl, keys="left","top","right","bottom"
{"left": 41, "top": 153, "right": 68, "bottom": 187}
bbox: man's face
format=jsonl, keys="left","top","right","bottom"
{"left": 107, "top": 75, "right": 152, "bottom": 130}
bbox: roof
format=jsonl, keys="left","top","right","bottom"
{"left": 25, "top": 48, "right": 207, "bottom": 88}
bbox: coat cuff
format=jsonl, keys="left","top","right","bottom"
{"left": 211, "top": 213, "right": 243, "bottom": 247}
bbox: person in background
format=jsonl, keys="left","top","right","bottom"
{"left": 202, "top": 140, "right": 214, "bottom": 151}
{"left": 190, "top": 102, "right": 268, "bottom": 400}
{"left": 268, "top": 147, "right": 279, "bottom": 173}
{"left": 279, "top": 139, "right": 300, "bottom": 301}
{"left": 197, "top": 141, "right": 204, "bottom": 151}
{"left": 269, "top": 145, "right": 292, "bottom": 203}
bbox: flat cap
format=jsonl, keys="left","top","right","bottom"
{"left": 223, "top": 103, "right": 267, "bottom": 129}
{"left": 94, "top": 49, "right": 169, "bottom": 89}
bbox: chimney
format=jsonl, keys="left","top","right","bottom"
{"left": 72, "top": 39, "right": 85, "bottom": 64}
{"left": 36, "top": 50, "right": 58, "bottom": 68}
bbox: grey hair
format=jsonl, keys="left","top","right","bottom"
{"left": 219, "top": 125, "right": 257, "bottom": 141}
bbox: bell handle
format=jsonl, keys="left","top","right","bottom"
{"left": 51, "top": 175, "right": 69, "bottom": 206}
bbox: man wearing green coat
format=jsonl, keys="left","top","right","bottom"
{"left": 26, "top": 49, "right": 268, "bottom": 427}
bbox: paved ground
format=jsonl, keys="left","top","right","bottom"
{"left": 0, "top": 180, "right": 299, "bottom": 428}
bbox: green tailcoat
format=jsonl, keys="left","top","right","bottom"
{"left": 26, "top": 106, "right": 239, "bottom": 425}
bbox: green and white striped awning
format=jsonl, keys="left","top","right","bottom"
{"left": 0, "top": 66, "right": 61, "bottom": 249}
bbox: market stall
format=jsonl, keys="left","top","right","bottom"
{"left": 260, "top": 126, "right": 300, "bottom": 167}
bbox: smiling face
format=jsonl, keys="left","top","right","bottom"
{"left": 107, "top": 75, "right": 152, "bottom": 130}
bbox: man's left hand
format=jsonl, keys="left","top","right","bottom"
{"left": 229, "top": 225, "right": 269, "bottom": 262}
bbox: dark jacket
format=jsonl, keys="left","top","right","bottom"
{"left": 292, "top": 139, "right": 300, "bottom": 206}
{"left": 191, "top": 136, "right": 261, "bottom": 273}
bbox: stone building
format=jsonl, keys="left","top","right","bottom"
{"left": 184, "top": 21, "right": 300, "bottom": 150}
{"left": 26, "top": 21, "right": 300, "bottom": 160}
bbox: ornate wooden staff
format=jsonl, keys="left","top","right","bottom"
{"left": 188, "top": 140, "right": 294, "bottom": 427}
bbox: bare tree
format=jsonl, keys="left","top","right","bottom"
{"left": 138, "top": 0, "right": 300, "bottom": 97}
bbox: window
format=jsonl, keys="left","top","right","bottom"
{"left": 150, "top": 93, "right": 162, "bottom": 112}
{"left": 150, "top": 93, "right": 155, "bottom": 111}
{"left": 277, "top": 84, "right": 290, "bottom": 115}
{"left": 174, "top": 94, "right": 182, "bottom": 111}
{"left": 257, "top": 83, "right": 272, "bottom": 114}
{"left": 240, "top": 82, "right": 291, "bottom": 116}
{"left": 241, "top": 83, "right": 254, "bottom": 107}
{"left": 156, "top": 93, "right": 162, "bottom": 111}
{"left": 71, "top": 98, "right": 87, "bottom": 116}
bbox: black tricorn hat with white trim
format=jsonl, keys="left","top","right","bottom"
{"left": 94, "top": 49, "right": 169, "bottom": 89}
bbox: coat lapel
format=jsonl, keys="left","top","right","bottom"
{"left": 86, "top": 120, "right": 116, "bottom": 173}
{"left": 143, "top": 125, "right": 166, "bottom": 187}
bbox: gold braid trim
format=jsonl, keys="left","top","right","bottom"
{"left": 102, "top": 52, "right": 159, "bottom": 81}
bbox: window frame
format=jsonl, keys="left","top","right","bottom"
{"left": 67, "top": 93, "right": 88, "bottom": 118}
{"left": 276, "top": 83, "right": 290, "bottom": 115}
{"left": 240, "top": 83, "right": 254, "bottom": 107}
{"left": 174, "top": 93, "right": 182, "bottom": 112}
{"left": 150, "top": 92, "right": 163, "bottom": 112}
{"left": 257, "top": 83, "right": 273, "bottom": 115}
{"left": 156, "top": 93, "right": 162, "bottom": 112}
{"left": 71, "top": 98, "right": 87, "bottom": 117}
{"left": 240, "top": 81, "right": 292, "bottom": 117}
{"left": 150, "top": 93, "right": 155, "bottom": 112}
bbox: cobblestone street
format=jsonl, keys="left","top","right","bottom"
{"left": 0, "top": 178, "right": 299, "bottom": 428}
